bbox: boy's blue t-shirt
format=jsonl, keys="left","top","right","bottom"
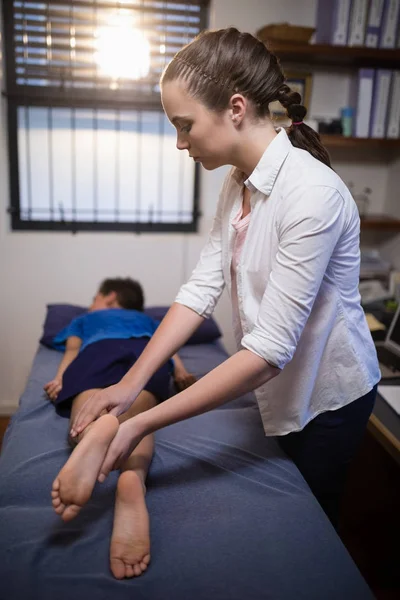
{"left": 52, "top": 308, "right": 160, "bottom": 353}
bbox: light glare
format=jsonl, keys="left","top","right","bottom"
{"left": 95, "top": 16, "right": 150, "bottom": 80}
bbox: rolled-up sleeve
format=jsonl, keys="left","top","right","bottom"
{"left": 241, "top": 186, "right": 346, "bottom": 369}
{"left": 175, "top": 191, "right": 226, "bottom": 318}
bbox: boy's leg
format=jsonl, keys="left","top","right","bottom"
{"left": 52, "top": 389, "right": 119, "bottom": 521}
{"left": 54, "top": 386, "right": 159, "bottom": 579}
{"left": 109, "top": 390, "right": 157, "bottom": 579}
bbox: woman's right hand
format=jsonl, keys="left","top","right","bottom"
{"left": 70, "top": 382, "right": 138, "bottom": 438}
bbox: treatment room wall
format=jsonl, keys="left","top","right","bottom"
{"left": 0, "top": 0, "right": 397, "bottom": 410}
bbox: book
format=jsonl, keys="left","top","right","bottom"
{"left": 369, "top": 69, "right": 392, "bottom": 137}
{"left": 365, "top": 0, "right": 385, "bottom": 46}
{"left": 379, "top": 0, "right": 400, "bottom": 47}
{"left": 348, "top": 0, "right": 370, "bottom": 45}
{"left": 386, "top": 70, "right": 400, "bottom": 137}
{"left": 315, "top": 0, "right": 352, "bottom": 45}
{"left": 350, "top": 69, "right": 375, "bottom": 137}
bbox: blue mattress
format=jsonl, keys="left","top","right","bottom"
{"left": 0, "top": 343, "right": 372, "bottom": 600}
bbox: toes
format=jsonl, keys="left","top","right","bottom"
{"left": 52, "top": 497, "right": 61, "bottom": 507}
{"left": 110, "top": 558, "right": 126, "bottom": 580}
{"left": 133, "top": 564, "right": 142, "bottom": 577}
{"left": 54, "top": 503, "right": 65, "bottom": 515}
{"left": 125, "top": 564, "right": 135, "bottom": 578}
{"left": 110, "top": 557, "right": 150, "bottom": 579}
{"left": 52, "top": 478, "right": 60, "bottom": 491}
{"left": 142, "top": 554, "right": 150, "bottom": 566}
{"left": 61, "top": 504, "right": 81, "bottom": 522}
{"left": 51, "top": 490, "right": 58, "bottom": 499}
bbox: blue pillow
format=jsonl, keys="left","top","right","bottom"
{"left": 144, "top": 306, "right": 222, "bottom": 345}
{"left": 40, "top": 304, "right": 221, "bottom": 348}
{"left": 40, "top": 304, "right": 87, "bottom": 348}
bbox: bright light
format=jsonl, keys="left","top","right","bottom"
{"left": 94, "top": 15, "right": 150, "bottom": 80}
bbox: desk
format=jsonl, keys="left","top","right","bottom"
{"left": 368, "top": 390, "right": 400, "bottom": 465}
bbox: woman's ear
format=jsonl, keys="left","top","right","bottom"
{"left": 229, "top": 93, "right": 247, "bottom": 125}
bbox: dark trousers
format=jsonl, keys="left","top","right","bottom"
{"left": 278, "top": 386, "right": 377, "bottom": 529}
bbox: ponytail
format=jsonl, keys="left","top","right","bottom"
{"left": 277, "top": 85, "right": 332, "bottom": 168}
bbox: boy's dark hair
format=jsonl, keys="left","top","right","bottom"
{"left": 98, "top": 278, "right": 145, "bottom": 311}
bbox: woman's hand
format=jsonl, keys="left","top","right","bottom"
{"left": 44, "top": 377, "right": 62, "bottom": 402}
{"left": 97, "top": 417, "right": 146, "bottom": 482}
{"left": 173, "top": 366, "right": 197, "bottom": 391}
{"left": 70, "top": 382, "right": 139, "bottom": 439}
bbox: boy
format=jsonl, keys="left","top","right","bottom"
{"left": 44, "top": 277, "right": 196, "bottom": 580}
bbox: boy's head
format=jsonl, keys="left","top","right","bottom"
{"left": 90, "top": 278, "right": 145, "bottom": 312}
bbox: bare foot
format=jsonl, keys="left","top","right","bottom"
{"left": 110, "top": 471, "right": 151, "bottom": 579}
{"left": 51, "top": 414, "right": 119, "bottom": 522}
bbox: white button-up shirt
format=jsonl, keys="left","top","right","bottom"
{"left": 175, "top": 129, "right": 380, "bottom": 436}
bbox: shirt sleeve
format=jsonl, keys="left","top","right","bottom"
{"left": 241, "top": 186, "right": 346, "bottom": 369}
{"left": 52, "top": 315, "right": 85, "bottom": 351}
{"left": 174, "top": 182, "right": 227, "bottom": 318}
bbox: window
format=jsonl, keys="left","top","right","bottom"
{"left": 2, "top": 0, "right": 209, "bottom": 232}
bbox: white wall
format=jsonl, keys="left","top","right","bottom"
{"left": 1, "top": 0, "right": 399, "bottom": 411}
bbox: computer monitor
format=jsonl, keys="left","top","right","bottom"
{"left": 386, "top": 304, "right": 400, "bottom": 355}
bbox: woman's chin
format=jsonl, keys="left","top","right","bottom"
{"left": 199, "top": 158, "right": 222, "bottom": 171}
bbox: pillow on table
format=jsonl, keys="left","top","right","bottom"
{"left": 144, "top": 306, "right": 222, "bottom": 345}
{"left": 40, "top": 304, "right": 222, "bottom": 348}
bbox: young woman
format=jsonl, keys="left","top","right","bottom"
{"left": 62, "top": 28, "right": 380, "bottom": 535}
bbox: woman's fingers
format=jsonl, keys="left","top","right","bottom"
{"left": 70, "top": 395, "right": 105, "bottom": 437}
{"left": 98, "top": 446, "right": 119, "bottom": 482}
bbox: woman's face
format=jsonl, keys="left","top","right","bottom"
{"left": 161, "top": 80, "right": 237, "bottom": 170}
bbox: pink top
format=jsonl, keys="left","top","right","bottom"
{"left": 230, "top": 204, "right": 251, "bottom": 340}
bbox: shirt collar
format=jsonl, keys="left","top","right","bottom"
{"left": 232, "top": 128, "right": 291, "bottom": 196}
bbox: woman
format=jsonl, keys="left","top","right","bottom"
{"left": 65, "top": 28, "right": 380, "bottom": 530}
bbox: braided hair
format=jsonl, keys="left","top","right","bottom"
{"left": 161, "top": 28, "right": 331, "bottom": 168}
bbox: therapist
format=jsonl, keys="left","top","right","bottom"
{"left": 71, "top": 28, "right": 380, "bottom": 527}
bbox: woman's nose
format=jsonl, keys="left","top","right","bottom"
{"left": 176, "top": 136, "right": 189, "bottom": 151}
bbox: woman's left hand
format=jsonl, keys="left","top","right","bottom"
{"left": 97, "top": 418, "right": 145, "bottom": 482}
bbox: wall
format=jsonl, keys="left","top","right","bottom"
{"left": 1, "top": 0, "right": 399, "bottom": 411}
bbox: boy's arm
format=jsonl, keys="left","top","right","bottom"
{"left": 44, "top": 336, "right": 82, "bottom": 400}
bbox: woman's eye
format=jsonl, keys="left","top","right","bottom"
{"left": 181, "top": 124, "right": 191, "bottom": 133}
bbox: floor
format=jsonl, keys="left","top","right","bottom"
{"left": 0, "top": 415, "right": 399, "bottom": 597}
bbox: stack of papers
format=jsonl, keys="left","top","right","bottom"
{"left": 365, "top": 313, "right": 386, "bottom": 332}
{"left": 378, "top": 386, "right": 400, "bottom": 415}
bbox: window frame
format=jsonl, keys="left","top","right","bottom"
{"left": 2, "top": 0, "right": 209, "bottom": 233}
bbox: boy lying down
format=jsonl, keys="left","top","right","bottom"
{"left": 44, "top": 277, "right": 196, "bottom": 579}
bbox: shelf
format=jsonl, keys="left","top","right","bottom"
{"left": 320, "top": 135, "right": 400, "bottom": 149}
{"left": 266, "top": 41, "right": 400, "bottom": 69}
{"left": 318, "top": 136, "right": 400, "bottom": 161}
{"left": 360, "top": 214, "right": 400, "bottom": 231}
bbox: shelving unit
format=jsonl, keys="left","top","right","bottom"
{"left": 266, "top": 41, "right": 400, "bottom": 69}
{"left": 268, "top": 41, "right": 400, "bottom": 230}
{"left": 360, "top": 214, "right": 400, "bottom": 231}
{"left": 320, "top": 135, "right": 400, "bottom": 160}
{"left": 320, "top": 135, "right": 400, "bottom": 150}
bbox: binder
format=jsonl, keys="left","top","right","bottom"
{"left": 379, "top": 0, "right": 400, "bottom": 47}
{"left": 369, "top": 70, "right": 392, "bottom": 138}
{"left": 315, "top": 0, "right": 352, "bottom": 45}
{"left": 350, "top": 69, "right": 375, "bottom": 137}
{"left": 386, "top": 71, "right": 400, "bottom": 138}
{"left": 348, "top": 0, "right": 370, "bottom": 45}
{"left": 365, "top": 0, "right": 385, "bottom": 46}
